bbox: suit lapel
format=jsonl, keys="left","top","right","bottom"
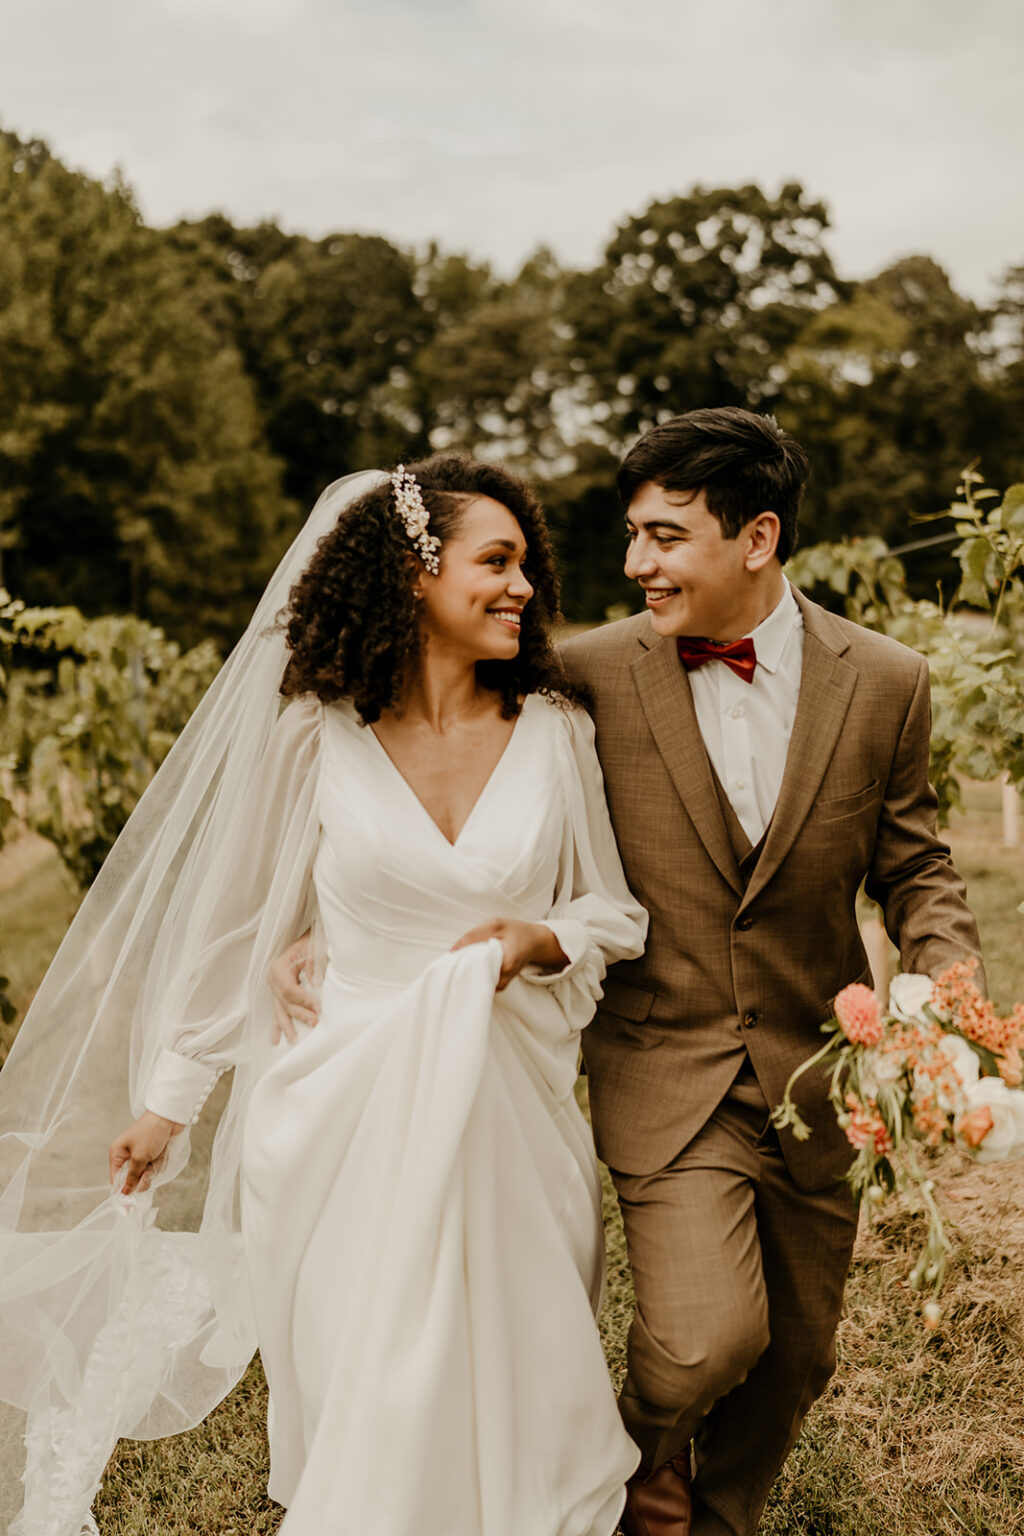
{"left": 741, "top": 593, "right": 857, "bottom": 908}
{"left": 630, "top": 629, "right": 744, "bottom": 895}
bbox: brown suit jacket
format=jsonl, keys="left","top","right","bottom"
{"left": 559, "top": 587, "right": 983, "bottom": 1193}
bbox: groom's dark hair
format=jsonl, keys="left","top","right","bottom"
{"left": 617, "top": 407, "right": 810, "bottom": 563}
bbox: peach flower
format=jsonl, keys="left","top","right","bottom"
{"left": 834, "top": 983, "right": 883, "bottom": 1046}
{"left": 955, "top": 1104, "right": 995, "bottom": 1149}
{"left": 998, "top": 1045, "right": 1023, "bottom": 1088}
{"left": 843, "top": 1093, "right": 893, "bottom": 1155}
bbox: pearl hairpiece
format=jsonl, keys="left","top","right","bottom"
{"left": 391, "top": 465, "right": 442, "bottom": 576}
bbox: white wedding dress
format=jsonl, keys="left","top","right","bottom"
{"left": 142, "top": 690, "right": 646, "bottom": 1535}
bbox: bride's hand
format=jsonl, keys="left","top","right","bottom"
{"left": 268, "top": 931, "right": 319, "bottom": 1044}
{"left": 109, "top": 1111, "right": 184, "bottom": 1196}
{"left": 450, "top": 919, "right": 568, "bottom": 991}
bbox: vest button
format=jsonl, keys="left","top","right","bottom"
{"left": 736, "top": 916, "right": 754, "bottom": 931}
{"left": 742, "top": 1011, "right": 758, "bottom": 1029}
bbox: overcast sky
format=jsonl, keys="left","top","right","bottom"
{"left": 2, "top": 0, "right": 1021, "bottom": 299}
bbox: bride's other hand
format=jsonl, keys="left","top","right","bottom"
{"left": 109, "top": 1111, "right": 184, "bottom": 1195}
{"left": 268, "top": 932, "right": 319, "bottom": 1044}
{"left": 451, "top": 919, "right": 568, "bottom": 991}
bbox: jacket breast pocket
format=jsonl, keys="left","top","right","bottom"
{"left": 813, "top": 779, "right": 881, "bottom": 823}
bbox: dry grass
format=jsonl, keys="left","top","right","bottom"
{"left": 759, "top": 815, "right": 1024, "bottom": 1536}
{"left": 2, "top": 809, "right": 1023, "bottom": 1534}
{"left": 759, "top": 1159, "right": 1024, "bottom": 1535}
{"left": 92, "top": 1364, "right": 279, "bottom": 1536}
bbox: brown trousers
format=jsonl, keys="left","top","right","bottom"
{"left": 611, "top": 1065, "right": 859, "bottom": 1536}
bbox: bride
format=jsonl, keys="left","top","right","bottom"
{"left": 0, "top": 454, "right": 646, "bottom": 1534}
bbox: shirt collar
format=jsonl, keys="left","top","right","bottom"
{"left": 746, "top": 582, "right": 802, "bottom": 675}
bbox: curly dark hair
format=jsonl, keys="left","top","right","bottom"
{"left": 280, "top": 453, "right": 585, "bottom": 722}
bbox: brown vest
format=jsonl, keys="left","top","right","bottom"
{"left": 708, "top": 764, "right": 767, "bottom": 887}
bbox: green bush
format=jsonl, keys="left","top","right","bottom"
{"left": 0, "top": 590, "right": 219, "bottom": 887}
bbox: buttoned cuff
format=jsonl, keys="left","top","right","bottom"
{"left": 144, "top": 1049, "right": 220, "bottom": 1126}
{"left": 521, "top": 920, "right": 591, "bottom": 985}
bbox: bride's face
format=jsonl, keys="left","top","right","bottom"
{"left": 418, "top": 496, "right": 533, "bottom": 660}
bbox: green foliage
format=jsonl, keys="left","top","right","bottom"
{"left": 411, "top": 245, "right": 570, "bottom": 466}
{"left": 3, "top": 125, "right": 1024, "bottom": 628}
{"left": 542, "top": 442, "right": 641, "bottom": 622}
{"left": 179, "top": 221, "right": 432, "bottom": 511}
{"left": 782, "top": 257, "right": 999, "bottom": 566}
{"left": 0, "top": 589, "right": 219, "bottom": 886}
{"left": 0, "top": 130, "right": 294, "bottom": 649}
{"left": 788, "top": 471, "right": 1024, "bottom": 820}
{"left": 563, "top": 182, "right": 844, "bottom": 441}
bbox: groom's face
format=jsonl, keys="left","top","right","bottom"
{"left": 623, "top": 482, "right": 756, "bottom": 641}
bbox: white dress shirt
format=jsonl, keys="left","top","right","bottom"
{"left": 686, "top": 583, "right": 805, "bottom": 846}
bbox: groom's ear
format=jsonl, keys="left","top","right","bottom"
{"left": 743, "top": 511, "right": 782, "bottom": 571}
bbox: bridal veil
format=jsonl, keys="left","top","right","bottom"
{"left": 0, "top": 470, "right": 383, "bottom": 1534}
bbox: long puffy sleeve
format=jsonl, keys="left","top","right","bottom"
{"left": 143, "top": 696, "right": 323, "bottom": 1124}
{"left": 523, "top": 704, "right": 647, "bottom": 1009}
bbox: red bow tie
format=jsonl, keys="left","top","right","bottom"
{"left": 676, "top": 635, "right": 757, "bottom": 684}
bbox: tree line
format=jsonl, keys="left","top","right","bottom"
{"left": 2, "top": 125, "right": 1023, "bottom": 644}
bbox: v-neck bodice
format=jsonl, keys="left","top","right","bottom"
{"left": 365, "top": 700, "right": 528, "bottom": 850}
{"left": 314, "top": 694, "right": 566, "bottom": 989}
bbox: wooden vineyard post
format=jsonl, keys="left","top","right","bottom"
{"left": 1002, "top": 773, "right": 1020, "bottom": 850}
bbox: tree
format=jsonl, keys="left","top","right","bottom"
{"left": 541, "top": 443, "right": 639, "bottom": 623}
{"left": 411, "top": 246, "right": 569, "bottom": 469}
{"left": 782, "top": 257, "right": 996, "bottom": 575}
{"left": 175, "top": 218, "right": 432, "bottom": 509}
{"left": 978, "top": 263, "right": 1024, "bottom": 493}
{"left": 563, "top": 182, "right": 844, "bottom": 448}
{"left": 0, "top": 130, "right": 292, "bottom": 648}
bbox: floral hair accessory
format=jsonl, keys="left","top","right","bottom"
{"left": 391, "top": 465, "right": 442, "bottom": 576}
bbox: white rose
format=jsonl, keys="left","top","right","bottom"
{"left": 939, "top": 1033, "right": 981, "bottom": 1093}
{"left": 962, "top": 1078, "right": 1024, "bottom": 1163}
{"left": 859, "top": 1045, "right": 905, "bottom": 1101}
{"left": 889, "top": 973, "right": 935, "bottom": 1023}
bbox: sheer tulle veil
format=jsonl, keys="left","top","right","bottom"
{"left": 0, "top": 470, "right": 384, "bottom": 1534}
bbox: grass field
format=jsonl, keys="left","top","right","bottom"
{"left": 2, "top": 792, "right": 1023, "bottom": 1534}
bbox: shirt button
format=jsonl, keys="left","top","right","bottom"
{"left": 729, "top": 705, "right": 745, "bottom": 719}
{"left": 743, "top": 1011, "right": 758, "bottom": 1029}
{"left": 732, "top": 779, "right": 747, "bottom": 792}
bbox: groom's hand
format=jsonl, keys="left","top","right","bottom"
{"left": 268, "top": 930, "right": 319, "bottom": 1044}
{"left": 450, "top": 919, "right": 568, "bottom": 991}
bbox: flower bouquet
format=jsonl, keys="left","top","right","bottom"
{"left": 773, "top": 960, "right": 1024, "bottom": 1324}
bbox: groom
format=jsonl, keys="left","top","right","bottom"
{"left": 558, "top": 406, "right": 982, "bottom": 1536}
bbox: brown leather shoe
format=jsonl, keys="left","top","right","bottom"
{"left": 620, "top": 1447, "right": 692, "bottom": 1536}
